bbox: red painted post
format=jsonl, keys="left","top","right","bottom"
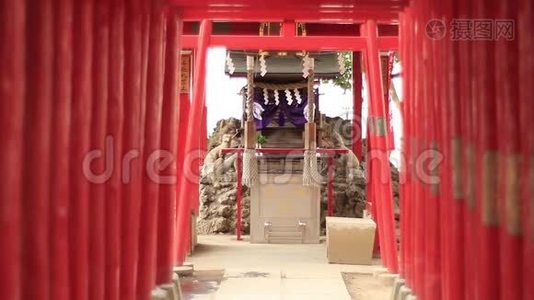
{"left": 364, "top": 66, "right": 386, "bottom": 262}
{"left": 327, "top": 156, "right": 334, "bottom": 216}
{"left": 175, "top": 53, "right": 191, "bottom": 255}
{"left": 176, "top": 83, "right": 191, "bottom": 258}
{"left": 236, "top": 153, "right": 243, "bottom": 240}
{"left": 105, "top": 0, "right": 125, "bottom": 298}
{"left": 176, "top": 20, "right": 212, "bottom": 265}
{"left": 137, "top": 0, "right": 166, "bottom": 297}
{"left": 412, "top": 5, "right": 423, "bottom": 294}
{"left": 435, "top": 2, "right": 452, "bottom": 298}
{"left": 398, "top": 10, "right": 407, "bottom": 280}
{"left": 495, "top": 1, "right": 522, "bottom": 299}
{"left": 471, "top": 0, "right": 500, "bottom": 299}
{"left": 360, "top": 24, "right": 386, "bottom": 261}
{"left": 364, "top": 19, "right": 398, "bottom": 273}
{"left": 437, "top": 2, "right": 457, "bottom": 298}
{"left": 408, "top": 9, "right": 418, "bottom": 289}
{"left": 157, "top": 8, "right": 183, "bottom": 285}
{"left": 21, "top": 0, "right": 53, "bottom": 298}
{"left": 518, "top": 0, "right": 534, "bottom": 298}
{"left": 447, "top": 1, "right": 467, "bottom": 298}
{"left": 382, "top": 52, "right": 395, "bottom": 151}
{"left": 352, "top": 52, "right": 363, "bottom": 161}
{"left": 89, "top": 0, "right": 111, "bottom": 298}
{"left": 70, "top": 1, "right": 93, "bottom": 299}
{"left": 411, "top": 4, "right": 426, "bottom": 294}
{"left": 422, "top": 1, "right": 441, "bottom": 297}
{"left": 0, "top": 0, "right": 24, "bottom": 298}
{"left": 120, "top": 0, "right": 144, "bottom": 298}
{"left": 50, "top": 0, "right": 73, "bottom": 299}
{"left": 453, "top": 1, "right": 477, "bottom": 298}
{"left": 399, "top": 9, "right": 414, "bottom": 286}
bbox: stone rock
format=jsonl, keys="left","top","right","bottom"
{"left": 197, "top": 117, "right": 400, "bottom": 236}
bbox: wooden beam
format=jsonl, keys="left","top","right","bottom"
{"left": 179, "top": 8, "right": 401, "bottom": 22}
{"left": 181, "top": 34, "right": 398, "bottom": 51}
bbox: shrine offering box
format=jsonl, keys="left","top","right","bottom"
{"left": 326, "top": 217, "right": 376, "bottom": 265}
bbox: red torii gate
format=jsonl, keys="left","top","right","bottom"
{"left": 2, "top": 0, "right": 532, "bottom": 300}
{"left": 176, "top": 18, "right": 400, "bottom": 273}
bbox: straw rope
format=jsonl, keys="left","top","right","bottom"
{"left": 253, "top": 82, "right": 307, "bottom": 91}
{"left": 303, "top": 57, "right": 319, "bottom": 186}
{"left": 243, "top": 55, "right": 258, "bottom": 186}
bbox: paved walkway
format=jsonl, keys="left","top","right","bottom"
{"left": 183, "top": 235, "right": 389, "bottom": 300}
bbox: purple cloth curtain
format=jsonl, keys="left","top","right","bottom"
{"left": 252, "top": 88, "right": 318, "bottom": 129}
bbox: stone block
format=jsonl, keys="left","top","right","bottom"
{"left": 326, "top": 217, "right": 376, "bottom": 265}
{"left": 390, "top": 277, "right": 405, "bottom": 300}
{"left": 173, "top": 264, "right": 194, "bottom": 277}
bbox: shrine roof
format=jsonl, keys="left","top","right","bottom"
{"left": 225, "top": 50, "right": 341, "bottom": 81}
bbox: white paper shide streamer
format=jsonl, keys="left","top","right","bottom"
{"left": 294, "top": 88, "right": 302, "bottom": 104}
{"left": 285, "top": 89, "right": 293, "bottom": 105}
{"left": 263, "top": 88, "right": 269, "bottom": 104}
{"left": 253, "top": 102, "right": 264, "bottom": 120}
{"left": 226, "top": 52, "right": 236, "bottom": 74}
{"left": 274, "top": 89, "right": 280, "bottom": 105}
{"left": 259, "top": 54, "right": 267, "bottom": 77}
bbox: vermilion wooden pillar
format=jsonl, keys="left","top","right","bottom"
{"left": 435, "top": 2, "right": 452, "bottom": 298}
{"left": 473, "top": 0, "right": 500, "bottom": 299}
{"left": 195, "top": 103, "right": 208, "bottom": 213}
{"left": 453, "top": 1, "right": 477, "bottom": 299}
{"left": 0, "top": 0, "right": 24, "bottom": 298}
{"left": 157, "top": 8, "right": 183, "bottom": 285}
{"left": 70, "top": 1, "right": 94, "bottom": 299}
{"left": 381, "top": 52, "right": 395, "bottom": 151}
{"left": 399, "top": 10, "right": 410, "bottom": 280}
{"left": 105, "top": 0, "right": 125, "bottom": 298}
{"left": 399, "top": 9, "right": 415, "bottom": 286}
{"left": 495, "top": 1, "right": 522, "bottom": 299}
{"left": 412, "top": 4, "right": 423, "bottom": 294}
{"left": 361, "top": 24, "right": 385, "bottom": 263}
{"left": 120, "top": 0, "right": 145, "bottom": 298}
{"left": 21, "top": 0, "right": 54, "bottom": 298}
{"left": 176, "top": 20, "right": 212, "bottom": 265}
{"left": 519, "top": 0, "right": 534, "bottom": 298}
{"left": 423, "top": 0, "right": 441, "bottom": 297}
{"left": 50, "top": 0, "right": 73, "bottom": 299}
{"left": 89, "top": 0, "right": 111, "bottom": 298}
{"left": 175, "top": 55, "right": 191, "bottom": 259}
{"left": 448, "top": 1, "right": 467, "bottom": 299}
{"left": 137, "top": 0, "right": 166, "bottom": 297}
{"left": 352, "top": 52, "right": 363, "bottom": 161}
{"left": 364, "top": 19, "right": 398, "bottom": 273}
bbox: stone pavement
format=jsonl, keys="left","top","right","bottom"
{"left": 182, "top": 235, "right": 389, "bottom": 300}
